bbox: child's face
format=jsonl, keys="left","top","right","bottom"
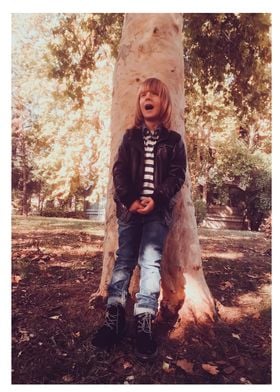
{"left": 139, "top": 90, "right": 161, "bottom": 123}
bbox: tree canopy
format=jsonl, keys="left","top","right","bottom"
{"left": 12, "top": 13, "right": 271, "bottom": 227}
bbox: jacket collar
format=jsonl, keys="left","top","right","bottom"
{"left": 132, "top": 124, "right": 170, "bottom": 143}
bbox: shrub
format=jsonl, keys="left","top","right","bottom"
{"left": 194, "top": 199, "right": 207, "bottom": 225}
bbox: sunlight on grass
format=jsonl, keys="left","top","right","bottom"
{"left": 198, "top": 227, "right": 265, "bottom": 241}
{"left": 217, "top": 281, "right": 271, "bottom": 322}
{"left": 203, "top": 251, "right": 244, "bottom": 260}
{"left": 12, "top": 215, "right": 105, "bottom": 236}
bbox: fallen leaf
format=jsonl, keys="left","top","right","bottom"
{"left": 125, "top": 375, "right": 134, "bottom": 381}
{"left": 202, "top": 363, "right": 219, "bottom": 375}
{"left": 162, "top": 361, "right": 174, "bottom": 373}
{"left": 215, "top": 360, "right": 227, "bottom": 365}
{"left": 18, "top": 329, "right": 30, "bottom": 343}
{"left": 176, "top": 359, "right": 194, "bottom": 374}
{"left": 240, "top": 377, "right": 252, "bottom": 384}
{"left": 12, "top": 275, "right": 22, "bottom": 284}
{"left": 220, "top": 281, "right": 234, "bottom": 290}
{"left": 49, "top": 315, "right": 60, "bottom": 320}
{"left": 62, "top": 374, "right": 74, "bottom": 383}
{"left": 232, "top": 333, "right": 241, "bottom": 340}
{"left": 123, "top": 361, "right": 133, "bottom": 370}
{"left": 247, "top": 274, "right": 258, "bottom": 279}
{"left": 223, "top": 366, "right": 236, "bottom": 375}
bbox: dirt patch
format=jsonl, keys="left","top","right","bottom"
{"left": 12, "top": 217, "right": 271, "bottom": 384}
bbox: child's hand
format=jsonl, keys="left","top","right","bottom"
{"left": 137, "top": 197, "right": 155, "bottom": 214}
{"left": 128, "top": 200, "right": 143, "bottom": 213}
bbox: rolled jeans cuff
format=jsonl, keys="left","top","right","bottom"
{"left": 107, "top": 296, "right": 126, "bottom": 308}
{"left": 134, "top": 306, "right": 156, "bottom": 317}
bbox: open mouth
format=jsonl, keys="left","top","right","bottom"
{"left": 144, "top": 103, "right": 154, "bottom": 111}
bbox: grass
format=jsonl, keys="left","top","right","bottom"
{"left": 12, "top": 215, "right": 105, "bottom": 235}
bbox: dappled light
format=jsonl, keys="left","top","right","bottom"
{"left": 216, "top": 282, "right": 271, "bottom": 323}
{"left": 203, "top": 250, "right": 244, "bottom": 260}
{"left": 11, "top": 12, "right": 271, "bottom": 385}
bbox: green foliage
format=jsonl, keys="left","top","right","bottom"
{"left": 12, "top": 14, "right": 118, "bottom": 214}
{"left": 12, "top": 13, "right": 271, "bottom": 221}
{"left": 183, "top": 13, "right": 271, "bottom": 119}
{"left": 194, "top": 199, "right": 207, "bottom": 225}
{"left": 46, "top": 13, "right": 123, "bottom": 107}
{"left": 207, "top": 138, "right": 271, "bottom": 230}
{"left": 41, "top": 209, "right": 87, "bottom": 219}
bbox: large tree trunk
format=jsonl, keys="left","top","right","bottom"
{"left": 90, "top": 13, "right": 216, "bottom": 328}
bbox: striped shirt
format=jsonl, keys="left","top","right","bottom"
{"left": 140, "top": 125, "right": 160, "bottom": 199}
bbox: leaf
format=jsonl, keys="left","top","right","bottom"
{"left": 162, "top": 361, "right": 174, "bottom": 373}
{"left": 12, "top": 275, "right": 22, "bottom": 284}
{"left": 49, "top": 315, "right": 60, "bottom": 320}
{"left": 223, "top": 366, "right": 236, "bottom": 375}
{"left": 240, "top": 377, "right": 252, "bottom": 384}
{"left": 125, "top": 375, "right": 134, "bottom": 381}
{"left": 176, "top": 359, "right": 194, "bottom": 374}
{"left": 220, "top": 281, "right": 234, "bottom": 290}
{"left": 123, "top": 361, "right": 133, "bottom": 370}
{"left": 18, "top": 329, "right": 30, "bottom": 343}
{"left": 62, "top": 374, "right": 74, "bottom": 383}
{"left": 232, "top": 333, "right": 241, "bottom": 340}
{"left": 202, "top": 363, "right": 219, "bottom": 375}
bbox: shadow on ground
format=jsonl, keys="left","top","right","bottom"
{"left": 12, "top": 221, "right": 271, "bottom": 384}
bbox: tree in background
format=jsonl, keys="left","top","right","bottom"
{"left": 12, "top": 13, "right": 271, "bottom": 226}
{"left": 183, "top": 13, "right": 271, "bottom": 224}
{"left": 12, "top": 14, "right": 123, "bottom": 214}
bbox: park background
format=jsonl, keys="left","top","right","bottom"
{"left": 11, "top": 13, "right": 271, "bottom": 231}
{"left": 4, "top": 1, "right": 277, "bottom": 387}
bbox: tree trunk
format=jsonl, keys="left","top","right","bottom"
{"left": 90, "top": 13, "right": 216, "bottom": 328}
{"left": 21, "top": 135, "right": 29, "bottom": 216}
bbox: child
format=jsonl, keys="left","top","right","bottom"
{"left": 92, "top": 77, "right": 186, "bottom": 360}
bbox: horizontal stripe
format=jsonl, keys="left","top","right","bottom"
{"left": 143, "top": 173, "right": 153, "bottom": 179}
{"left": 144, "top": 148, "right": 154, "bottom": 153}
{"left": 145, "top": 143, "right": 157, "bottom": 148}
{"left": 144, "top": 166, "right": 154, "bottom": 173}
{"left": 144, "top": 159, "right": 154, "bottom": 165}
{"left": 141, "top": 190, "right": 154, "bottom": 196}
{"left": 143, "top": 179, "right": 154, "bottom": 186}
{"left": 142, "top": 129, "right": 157, "bottom": 196}
{"left": 142, "top": 181, "right": 154, "bottom": 187}
{"left": 143, "top": 172, "right": 154, "bottom": 177}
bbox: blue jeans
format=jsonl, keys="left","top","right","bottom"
{"left": 107, "top": 210, "right": 169, "bottom": 316}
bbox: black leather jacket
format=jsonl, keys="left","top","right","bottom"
{"left": 113, "top": 126, "right": 187, "bottom": 224}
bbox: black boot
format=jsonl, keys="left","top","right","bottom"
{"left": 92, "top": 304, "right": 126, "bottom": 349}
{"left": 135, "top": 312, "right": 158, "bottom": 360}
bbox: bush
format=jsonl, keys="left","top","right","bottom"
{"left": 194, "top": 199, "right": 207, "bottom": 224}
{"left": 260, "top": 213, "right": 272, "bottom": 239}
{"left": 40, "top": 209, "right": 87, "bottom": 219}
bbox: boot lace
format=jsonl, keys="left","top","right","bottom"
{"left": 104, "top": 308, "right": 119, "bottom": 331}
{"left": 137, "top": 313, "right": 152, "bottom": 335}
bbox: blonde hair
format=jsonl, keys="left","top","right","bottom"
{"left": 134, "top": 78, "right": 172, "bottom": 129}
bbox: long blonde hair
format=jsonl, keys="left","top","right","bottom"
{"left": 133, "top": 78, "right": 172, "bottom": 129}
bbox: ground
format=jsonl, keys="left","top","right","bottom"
{"left": 11, "top": 216, "right": 271, "bottom": 384}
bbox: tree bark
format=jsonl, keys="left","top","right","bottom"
{"left": 90, "top": 13, "right": 216, "bottom": 328}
